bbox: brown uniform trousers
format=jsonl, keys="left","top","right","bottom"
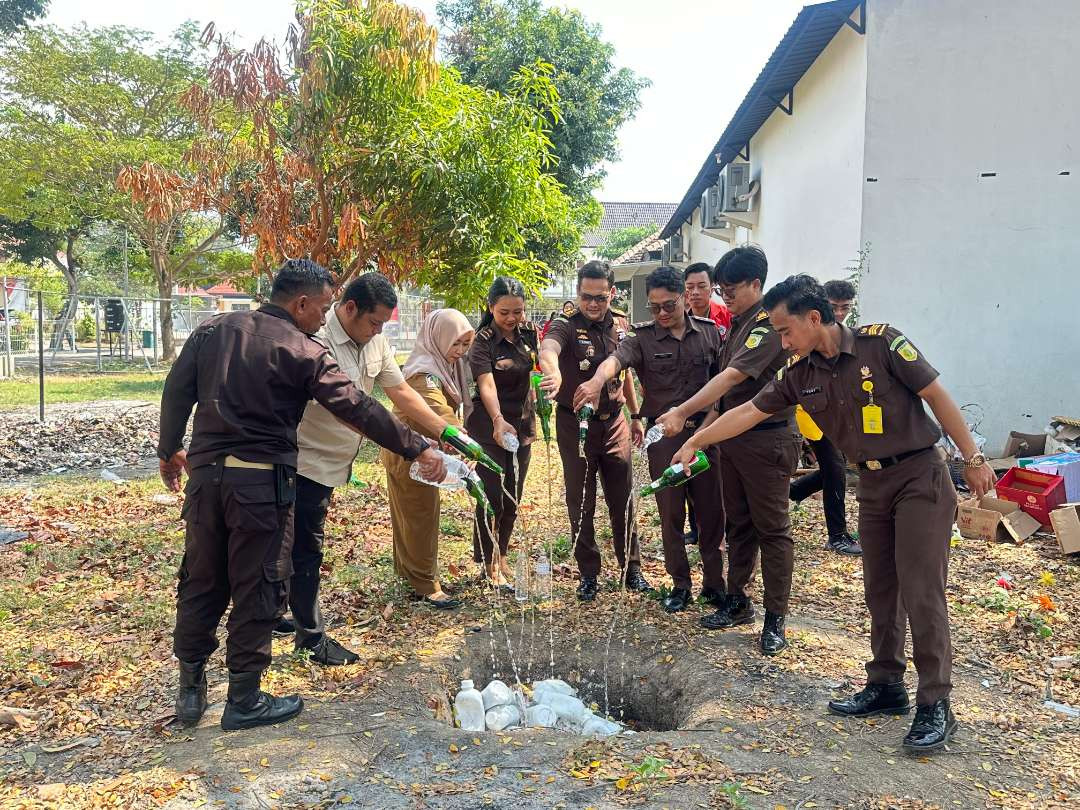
{"left": 174, "top": 462, "right": 294, "bottom": 673}
{"left": 472, "top": 440, "right": 533, "bottom": 565}
{"left": 719, "top": 425, "right": 801, "bottom": 614}
{"left": 555, "top": 406, "right": 641, "bottom": 578}
{"left": 647, "top": 422, "right": 726, "bottom": 592}
{"left": 857, "top": 448, "right": 956, "bottom": 704}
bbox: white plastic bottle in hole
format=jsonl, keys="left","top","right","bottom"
{"left": 484, "top": 703, "right": 520, "bottom": 731}
{"left": 640, "top": 424, "right": 664, "bottom": 453}
{"left": 454, "top": 679, "right": 485, "bottom": 731}
{"left": 481, "top": 679, "right": 512, "bottom": 710}
{"left": 525, "top": 703, "right": 558, "bottom": 728}
{"left": 534, "top": 552, "right": 551, "bottom": 600}
{"left": 543, "top": 692, "right": 588, "bottom": 725}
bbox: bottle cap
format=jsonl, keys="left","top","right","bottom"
{"left": 461, "top": 679, "right": 474, "bottom": 689}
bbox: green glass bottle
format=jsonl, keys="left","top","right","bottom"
{"left": 464, "top": 471, "right": 495, "bottom": 517}
{"left": 441, "top": 425, "right": 502, "bottom": 475}
{"left": 576, "top": 403, "right": 594, "bottom": 457}
{"left": 638, "top": 450, "right": 710, "bottom": 497}
{"left": 531, "top": 371, "right": 552, "bottom": 444}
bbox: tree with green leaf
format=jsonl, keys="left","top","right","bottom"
{"left": 0, "top": 0, "right": 48, "bottom": 34}
{"left": 437, "top": 0, "right": 648, "bottom": 267}
{"left": 595, "top": 224, "right": 657, "bottom": 261}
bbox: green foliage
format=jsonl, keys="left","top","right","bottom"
{"left": 595, "top": 224, "right": 657, "bottom": 260}
{"left": 438, "top": 0, "right": 647, "bottom": 269}
{"left": 0, "top": 0, "right": 48, "bottom": 35}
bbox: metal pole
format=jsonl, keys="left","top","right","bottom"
{"left": 1, "top": 274, "right": 12, "bottom": 378}
{"left": 37, "top": 291, "right": 45, "bottom": 422}
{"left": 94, "top": 296, "right": 102, "bottom": 372}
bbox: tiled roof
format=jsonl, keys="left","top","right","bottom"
{"left": 583, "top": 201, "right": 678, "bottom": 248}
{"left": 612, "top": 230, "right": 664, "bottom": 265}
{"left": 203, "top": 282, "right": 248, "bottom": 296}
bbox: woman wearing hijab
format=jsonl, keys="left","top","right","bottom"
{"left": 381, "top": 309, "right": 476, "bottom": 608}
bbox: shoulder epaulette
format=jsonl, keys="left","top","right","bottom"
{"left": 632, "top": 320, "right": 654, "bottom": 330}
{"left": 856, "top": 323, "right": 889, "bottom": 337}
{"left": 521, "top": 320, "right": 537, "bottom": 331}
{"left": 477, "top": 326, "right": 494, "bottom": 340}
{"left": 786, "top": 352, "right": 807, "bottom": 367}
{"left": 689, "top": 314, "right": 715, "bottom": 325}
{"left": 755, "top": 309, "right": 770, "bottom": 322}
{"left": 610, "top": 306, "right": 626, "bottom": 317}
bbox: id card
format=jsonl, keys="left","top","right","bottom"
{"left": 862, "top": 404, "right": 883, "bottom": 434}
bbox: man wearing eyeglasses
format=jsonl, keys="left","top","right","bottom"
{"left": 656, "top": 246, "right": 798, "bottom": 655}
{"left": 538, "top": 261, "right": 651, "bottom": 601}
{"left": 574, "top": 266, "right": 726, "bottom": 614}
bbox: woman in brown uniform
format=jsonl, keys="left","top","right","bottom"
{"left": 381, "top": 309, "right": 475, "bottom": 608}
{"left": 466, "top": 277, "right": 537, "bottom": 588}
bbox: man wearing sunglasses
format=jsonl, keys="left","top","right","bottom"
{"left": 574, "top": 266, "right": 726, "bottom": 614}
{"left": 539, "top": 261, "right": 651, "bottom": 601}
{"left": 656, "top": 246, "right": 798, "bottom": 655}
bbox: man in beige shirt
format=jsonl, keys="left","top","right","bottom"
{"left": 286, "top": 273, "right": 452, "bottom": 665}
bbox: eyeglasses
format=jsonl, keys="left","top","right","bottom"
{"left": 647, "top": 295, "right": 683, "bottom": 315}
{"left": 579, "top": 293, "right": 609, "bottom": 305}
{"left": 718, "top": 281, "right": 748, "bottom": 297}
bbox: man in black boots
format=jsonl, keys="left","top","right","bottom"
{"left": 159, "top": 259, "right": 444, "bottom": 730}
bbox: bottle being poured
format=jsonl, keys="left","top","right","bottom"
{"left": 638, "top": 450, "right": 710, "bottom": 497}
{"left": 530, "top": 371, "right": 553, "bottom": 444}
{"left": 440, "top": 425, "right": 503, "bottom": 475}
{"left": 639, "top": 423, "right": 664, "bottom": 454}
{"left": 575, "top": 403, "right": 594, "bottom": 457}
{"left": 410, "top": 451, "right": 494, "bottom": 516}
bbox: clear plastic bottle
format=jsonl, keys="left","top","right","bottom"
{"left": 484, "top": 703, "right": 520, "bottom": 731}
{"left": 501, "top": 431, "right": 520, "bottom": 453}
{"left": 640, "top": 424, "right": 664, "bottom": 453}
{"left": 480, "top": 679, "right": 512, "bottom": 710}
{"left": 514, "top": 551, "right": 529, "bottom": 602}
{"left": 534, "top": 552, "right": 551, "bottom": 600}
{"left": 454, "top": 679, "right": 485, "bottom": 731}
{"left": 410, "top": 452, "right": 494, "bottom": 516}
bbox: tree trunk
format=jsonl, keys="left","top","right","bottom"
{"left": 153, "top": 253, "right": 176, "bottom": 362}
{"left": 47, "top": 233, "right": 80, "bottom": 351}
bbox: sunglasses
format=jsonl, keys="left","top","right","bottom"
{"left": 579, "top": 293, "right": 609, "bottom": 305}
{"left": 647, "top": 295, "right": 683, "bottom": 315}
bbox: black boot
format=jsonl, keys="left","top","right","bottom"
{"left": 828, "top": 682, "right": 910, "bottom": 718}
{"left": 902, "top": 698, "right": 957, "bottom": 753}
{"left": 220, "top": 670, "right": 303, "bottom": 732}
{"left": 760, "top": 611, "right": 787, "bottom": 655}
{"left": 700, "top": 595, "right": 754, "bottom": 630}
{"left": 698, "top": 587, "right": 729, "bottom": 609}
{"left": 624, "top": 570, "right": 653, "bottom": 593}
{"left": 576, "top": 576, "right": 599, "bottom": 602}
{"left": 175, "top": 660, "right": 208, "bottom": 728}
{"left": 661, "top": 587, "right": 693, "bottom": 613}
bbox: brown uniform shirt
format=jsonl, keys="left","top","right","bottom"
{"left": 158, "top": 304, "right": 428, "bottom": 470}
{"left": 613, "top": 314, "right": 722, "bottom": 419}
{"left": 719, "top": 300, "right": 793, "bottom": 418}
{"left": 465, "top": 321, "right": 538, "bottom": 444}
{"left": 753, "top": 323, "right": 941, "bottom": 464}
{"left": 544, "top": 307, "right": 629, "bottom": 415}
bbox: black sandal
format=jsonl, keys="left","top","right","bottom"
{"left": 423, "top": 594, "right": 462, "bottom": 610}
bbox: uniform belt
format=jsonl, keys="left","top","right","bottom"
{"left": 646, "top": 413, "right": 707, "bottom": 431}
{"left": 558, "top": 404, "right": 618, "bottom": 421}
{"left": 750, "top": 420, "right": 790, "bottom": 432}
{"left": 857, "top": 447, "right": 934, "bottom": 472}
{"left": 223, "top": 455, "right": 274, "bottom": 470}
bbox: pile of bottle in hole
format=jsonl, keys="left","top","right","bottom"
{"left": 453, "top": 677, "right": 627, "bottom": 736}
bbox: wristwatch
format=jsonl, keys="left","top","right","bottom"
{"left": 629, "top": 413, "right": 642, "bottom": 421}
{"left": 964, "top": 452, "right": 987, "bottom": 469}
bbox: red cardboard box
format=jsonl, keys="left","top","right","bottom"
{"left": 995, "top": 467, "right": 1067, "bottom": 527}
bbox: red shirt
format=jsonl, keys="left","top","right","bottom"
{"left": 688, "top": 301, "right": 732, "bottom": 340}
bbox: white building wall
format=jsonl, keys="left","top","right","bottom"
{"left": 859, "top": 0, "right": 1080, "bottom": 448}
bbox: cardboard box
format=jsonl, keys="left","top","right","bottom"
{"left": 1019, "top": 452, "right": 1080, "bottom": 501}
{"left": 1002, "top": 431, "right": 1046, "bottom": 458}
{"left": 1049, "top": 503, "right": 1080, "bottom": 554}
{"left": 957, "top": 495, "right": 1042, "bottom": 544}
{"left": 995, "top": 467, "right": 1067, "bottom": 527}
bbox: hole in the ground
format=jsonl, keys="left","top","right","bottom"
{"left": 456, "top": 621, "right": 731, "bottom": 733}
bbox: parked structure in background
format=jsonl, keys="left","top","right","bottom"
{"left": 654, "top": 0, "right": 1080, "bottom": 448}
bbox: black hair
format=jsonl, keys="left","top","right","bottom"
{"left": 478, "top": 276, "right": 527, "bottom": 330}
{"left": 683, "top": 262, "right": 713, "bottom": 283}
{"left": 645, "top": 265, "right": 684, "bottom": 295}
{"left": 341, "top": 271, "right": 397, "bottom": 314}
{"left": 823, "top": 279, "right": 857, "bottom": 302}
{"left": 270, "top": 258, "right": 333, "bottom": 302}
{"left": 762, "top": 274, "right": 836, "bottom": 324}
{"left": 714, "top": 245, "right": 768, "bottom": 286}
{"left": 577, "top": 260, "right": 615, "bottom": 287}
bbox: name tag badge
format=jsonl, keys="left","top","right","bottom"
{"left": 862, "top": 404, "right": 883, "bottom": 434}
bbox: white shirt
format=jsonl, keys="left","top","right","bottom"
{"left": 296, "top": 305, "right": 405, "bottom": 487}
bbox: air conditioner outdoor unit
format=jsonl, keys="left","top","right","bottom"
{"left": 700, "top": 181, "right": 726, "bottom": 229}
{"left": 722, "top": 163, "right": 751, "bottom": 212}
{"left": 669, "top": 231, "right": 687, "bottom": 263}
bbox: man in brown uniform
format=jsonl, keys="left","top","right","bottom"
{"left": 539, "top": 260, "right": 650, "bottom": 601}
{"left": 158, "top": 259, "right": 445, "bottom": 731}
{"left": 672, "top": 274, "right": 994, "bottom": 753}
{"left": 658, "top": 246, "right": 799, "bottom": 655}
{"left": 574, "top": 266, "right": 725, "bottom": 614}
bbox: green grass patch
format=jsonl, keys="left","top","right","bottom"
{"left": 0, "top": 372, "right": 166, "bottom": 410}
